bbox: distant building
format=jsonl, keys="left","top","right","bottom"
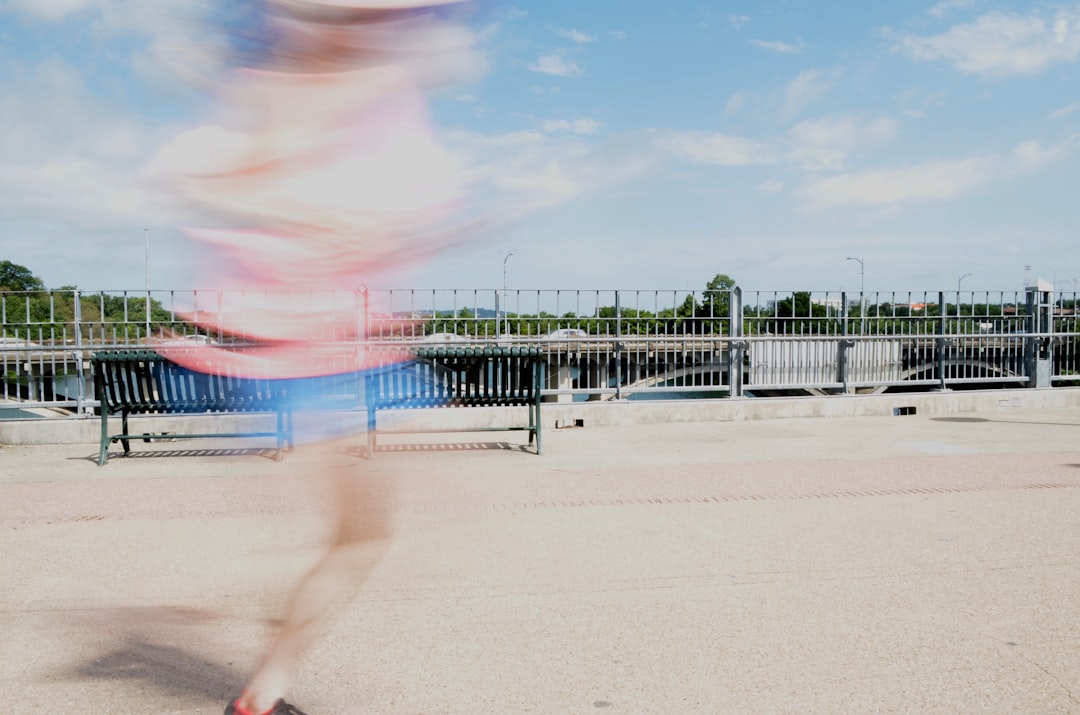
{"left": 811, "top": 297, "right": 843, "bottom": 310}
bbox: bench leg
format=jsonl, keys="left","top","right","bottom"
{"left": 98, "top": 410, "right": 110, "bottom": 466}
{"left": 275, "top": 409, "right": 284, "bottom": 461}
{"left": 533, "top": 402, "right": 542, "bottom": 455}
{"left": 533, "top": 363, "right": 544, "bottom": 455}
{"left": 366, "top": 408, "right": 377, "bottom": 459}
{"left": 286, "top": 406, "right": 295, "bottom": 451}
{"left": 121, "top": 412, "right": 132, "bottom": 455}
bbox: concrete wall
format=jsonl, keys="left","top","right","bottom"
{"left": 4, "top": 387, "right": 1080, "bottom": 446}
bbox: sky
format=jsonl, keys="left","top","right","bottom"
{"left": 1, "top": 0, "right": 1079, "bottom": 295}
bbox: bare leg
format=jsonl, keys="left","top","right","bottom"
{"left": 237, "top": 441, "right": 393, "bottom": 713}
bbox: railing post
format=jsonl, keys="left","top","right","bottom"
{"left": 357, "top": 286, "right": 368, "bottom": 343}
{"left": 838, "top": 339, "right": 851, "bottom": 393}
{"left": 838, "top": 291, "right": 849, "bottom": 392}
{"left": 937, "top": 290, "right": 948, "bottom": 391}
{"left": 840, "top": 291, "right": 848, "bottom": 337}
{"left": 1024, "top": 281, "right": 1053, "bottom": 387}
{"left": 727, "top": 286, "right": 743, "bottom": 397}
{"left": 73, "top": 289, "right": 89, "bottom": 414}
{"left": 614, "top": 291, "right": 622, "bottom": 400}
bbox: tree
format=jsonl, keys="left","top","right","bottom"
{"left": 770, "top": 291, "right": 838, "bottom": 334}
{"left": 701, "top": 273, "right": 736, "bottom": 320}
{"left": 0, "top": 261, "right": 45, "bottom": 291}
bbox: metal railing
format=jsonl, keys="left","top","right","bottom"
{"left": 3, "top": 286, "right": 1078, "bottom": 414}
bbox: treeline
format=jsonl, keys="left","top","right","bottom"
{"left": 425, "top": 303, "right": 731, "bottom": 337}
{"left": 1, "top": 290, "right": 178, "bottom": 341}
{"left": 2, "top": 261, "right": 180, "bottom": 340}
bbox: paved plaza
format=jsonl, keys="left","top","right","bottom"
{"left": 4, "top": 406, "right": 1080, "bottom": 713}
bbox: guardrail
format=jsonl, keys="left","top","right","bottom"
{"left": 2, "top": 286, "right": 1078, "bottom": 414}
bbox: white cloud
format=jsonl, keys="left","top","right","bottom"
{"left": 446, "top": 130, "right": 652, "bottom": 217}
{"left": 781, "top": 68, "right": 837, "bottom": 119}
{"left": 1, "top": 0, "right": 102, "bottom": 21}
{"left": 729, "top": 15, "right": 750, "bottom": 30}
{"left": 751, "top": 39, "right": 805, "bottom": 54}
{"left": 796, "top": 135, "right": 1078, "bottom": 210}
{"left": 529, "top": 53, "right": 584, "bottom": 78}
{"left": 658, "top": 115, "right": 896, "bottom": 172}
{"left": 148, "top": 126, "right": 253, "bottom": 176}
{"left": 499, "top": 7, "right": 528, "bottom": 22}
{"left": 928, "top": 0, "right": 974, "bottom": 20}
{"left": 2, "top": 0, "right": 182, "bottom": 44}
{"left": 1050, "top": 101, "right": 1077, "bottom": 119}
{"left": 541, "top": 118, "right": 600, "bottom": 135}
{"left": 786, "top": 115, "right": 898, "bottom": 170}
{"left": 1010, "top": 137, "right": 1070, "bottom": 171}
{"left": 0, "top": 51, "right": 179, "bottom": 234}
{"left": 554, "top": 27, "right": 595, "bottom": 44}
{"left": 899, "top": 8, "right": 1080, "bottom": 76}
{"left": 725, "top": 91, "right": 745, "bottom": 115}
{"left": 758, "top": 178, "right": 784, "bottom": 193}
{"left": 796, "top": 156, "right": 997, "bottom": 209}
{"left": 657, "top": 131, "right": 781, "bottom": 167}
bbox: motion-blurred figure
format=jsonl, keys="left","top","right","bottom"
{"left": 157, "top": 2, "right": 483, "bottom": 713}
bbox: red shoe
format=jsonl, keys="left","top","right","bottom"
{"left": 224, "top": 697, "right": 308, "bottom": 715}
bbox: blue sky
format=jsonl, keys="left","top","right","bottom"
{"left": 1, "top": 0, "right": 1078, "bottom": 294}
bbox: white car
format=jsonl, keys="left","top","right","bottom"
{"left": 420, "top": 332, "right": 473, "bottom": 343}
{"left": 545, "top": 328, "right": 588, "bottom": 339}
{"left": 155, "top": 333, "right": 216, "bottom": 346}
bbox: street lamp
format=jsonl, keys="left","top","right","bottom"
{"left": 144, "top": 228, "right": 151, "bottom": 341}
{"left": 957, "top": 272, "right": 972, "bottom": 322}
{"left": 501, "top": 250, "right": 516, "bottom": 339}
{"left": 846, "top": 256, "right": 865, "bottom": 331}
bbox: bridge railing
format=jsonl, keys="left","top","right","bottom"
{"left": 2, "top": 287, "right": 1078, "bottom": 413}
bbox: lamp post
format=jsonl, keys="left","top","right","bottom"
{"left": 501, "top": 250, "right": 516, "bottom": 339}
{"left": 957, "top": 273, "right": 972, "bottom": 323}
{"left": 846, "top": 256, "right": 864, "bottom": 332}
{"left": 144, "top": 228, "right": 151, "bottom": 341}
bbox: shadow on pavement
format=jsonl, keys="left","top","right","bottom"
{"left": 71, "top": 637, "right": 242, "bottom": 703}
{"left": 71, "top": 447, "right": 282, "bottom": 464}
{"left": 932, "top": 416, "right": 1080, "bottom": 428}
{"left": 345, "top": 441, "right": 525, "bottom": 458}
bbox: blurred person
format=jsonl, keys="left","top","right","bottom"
{"left": 154, "top": 1, "right": 485, "bottom": 713}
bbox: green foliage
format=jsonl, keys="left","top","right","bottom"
{"left": 0, "top": 260, "right": 45, "bottom": 291}
{"left": 1, "top": 270, "right": 184, "bottom": 343}
{"left": 760, "top": 291, "right": 836, "bottom": 334}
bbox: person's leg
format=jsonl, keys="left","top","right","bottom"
{"left": 233, "top": 440, "right": 393, "bottom": 714}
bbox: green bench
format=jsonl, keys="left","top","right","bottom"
{"left": 92, "top": 350, "right": 292, "bottom": 465}
{"left": 365, "top": 345, "right": 545, "bottom": 456}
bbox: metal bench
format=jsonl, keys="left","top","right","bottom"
{"left": 92, "top": 350, "right": 292, "bottom": 465}
{"left": 365, "top": 345, "right": 544, "bottom": 456}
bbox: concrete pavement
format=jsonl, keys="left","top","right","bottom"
{"left": 4, "top": 402, "right": 1080, "bottom": 713}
